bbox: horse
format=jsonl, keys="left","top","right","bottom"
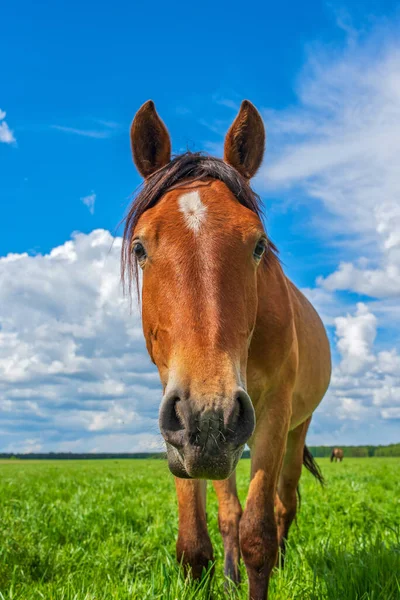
{"left": 331, "top": 448, "right": 344, "bottom": 462}
{"left": 121, "top": 100, "right": 331, "bottom": 600}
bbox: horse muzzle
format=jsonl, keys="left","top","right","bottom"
{"left": 159, "top": 388, "right": 255, "bottom": 479}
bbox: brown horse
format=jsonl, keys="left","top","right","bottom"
{"left": 331, "top": 448, "right": 344, "bottom": 462}
{"left": 122, "top": 100, "right": 331, "bottom": 599}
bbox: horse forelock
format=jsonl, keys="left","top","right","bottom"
{"left": 121, "top": 152, "right": 279, "bottom": 298}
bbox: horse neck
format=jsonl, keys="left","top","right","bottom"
{"left": 247, "top": 258, "right": 295, "bottom": 390}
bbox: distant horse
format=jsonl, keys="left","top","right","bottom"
{"left": 122, "top": 100, "right": 331, "bottom": 600}
{"left": 331, "top": 448, "right": 344, "bottom": 462}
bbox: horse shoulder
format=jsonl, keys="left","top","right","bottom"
{"left": 247, "top": 261, "right": 298, "bottom": 413}
{"left": 248, "top": 262, "right": 331, "bottom": 427}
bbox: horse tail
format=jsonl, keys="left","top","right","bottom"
{"left": 303, "top": 445, "right": 324, "bottom": 485}
{"left": 296, "top": 484, "right": 301, "bottom": 508}
{"left": 330, "top": 449, "right": 334, "bottom": 462}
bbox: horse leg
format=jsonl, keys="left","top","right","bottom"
{"left": 239, "top": 398, "right": 291, "bottom": 600}
{"left": 275, "top": 417, "right": 311, "bottom": 568}
{"left": 175, "top": 478, "right": 214, "bottom": 578}
{"left": 213, "top": 473, "right": 242, "bottom": 586}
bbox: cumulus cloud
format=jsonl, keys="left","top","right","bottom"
{"left": 0, "top": 229, "right": 162, "bottom": 453}
{"left": 310, "top": 303, "right": 400, "bottom": 445}
{"left": 334, "top": 303, "right": 377, "bottom": 375}
{"left": 259, "top": 24, "right": 400, "bottom": 302}
{"left": 0, "top": 109, "right": 16, "bottom": 144}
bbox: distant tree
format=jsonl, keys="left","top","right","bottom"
{"left": 375, "top": 443, "right": 400, "bottom": 457}
{"left": 350, "top": 446, "right": 368, "bottom": 457}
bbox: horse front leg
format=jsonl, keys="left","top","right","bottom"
{"left": 175, "top": 478, "right": 214, "bottom": 579}
{"left": 239, "top": 401, "right": 291, "bottom": 600}
{"left": 213, "top": 473, "right": 242, "bottom": 586}
{"left": 275, "top": 417, "right": 311, "bottom": 568}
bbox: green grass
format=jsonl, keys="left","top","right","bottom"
{"left": 0, "top": 458, "right": 399, "bottom": 599}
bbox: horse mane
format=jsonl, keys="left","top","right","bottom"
{"left": 121, "top": 151, "right": 278, "bottom": 297}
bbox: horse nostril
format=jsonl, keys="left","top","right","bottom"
{"left": 226, "top": 389, "right": 255, "bottom": 447}
{"left": 159, "top": 393, "right": 186, "bottom": 449}
{"left": 170, "top": 397, "right": 183, "bottom": 431}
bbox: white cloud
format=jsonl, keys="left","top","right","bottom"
{"left": 52, "top": 125, "right": 111, "bottom": 139}
{"left": 258, "top": 25, "right": 400, "bottom": 302}
{"left": 81, "top": 192, "right": 96, "bottom": 215}
{"left": 318, "top": 260, "right": 400, "bottom": 298}
{"left": 310, "top": 303, "right": 400, "bottom": 445}
{"left": 334, "top": 303, "right": 377, "bottom": 375}
{"left": 381, "top": 407, "right": 400, "bottom": 420}
{"left": 88, "top": 403, "right": 141, "bottom": 432}
{"left": 377, "top": 350, "right": 400, "bottom": 375}
{"left": 51, "top": 120, "right": 120, "bottom": 139}
{"left": 0, "top": 229, "right": 162, "bottom": 453}
{"left": 0, "top": 109, "right": 16, "bottom": 144}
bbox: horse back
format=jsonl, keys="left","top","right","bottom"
{"left": 288, "top": 279, "right": 331, "bottom": 428}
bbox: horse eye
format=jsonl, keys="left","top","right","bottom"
{"left": 253, "top": 239, "right": 267, "bottom": 260}
{"left": 133, "top": 242, "right": 147, "bottom": 262}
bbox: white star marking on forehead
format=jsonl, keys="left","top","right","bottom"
{"left": 178, "top": 190, "right": 207, "bottom": 233}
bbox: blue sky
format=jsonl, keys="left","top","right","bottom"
{"left": 1, "top": 0, "right": 400, "bottom": 452}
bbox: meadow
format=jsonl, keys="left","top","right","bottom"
{"left": 0, "top": 457, "right": 399, "bottom": 600}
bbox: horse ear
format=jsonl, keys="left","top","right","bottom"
{"left": 130, "top": 100, "right": 171, "bottom": 178}
{"left": 224, "top": 100, "right": 265, "bottom": 179}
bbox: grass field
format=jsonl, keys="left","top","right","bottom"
{"left": 0, "top": 458, "right": 399, "bottom": 600}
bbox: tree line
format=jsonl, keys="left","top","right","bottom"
{"left": 307, "top": 443, "right": 400, "bottom": 458}
{"left": 0, "top": 452, "right": 165, "bottom": 460}
{"left": 1, "top": 443, "right": 400, "bottom": 460}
